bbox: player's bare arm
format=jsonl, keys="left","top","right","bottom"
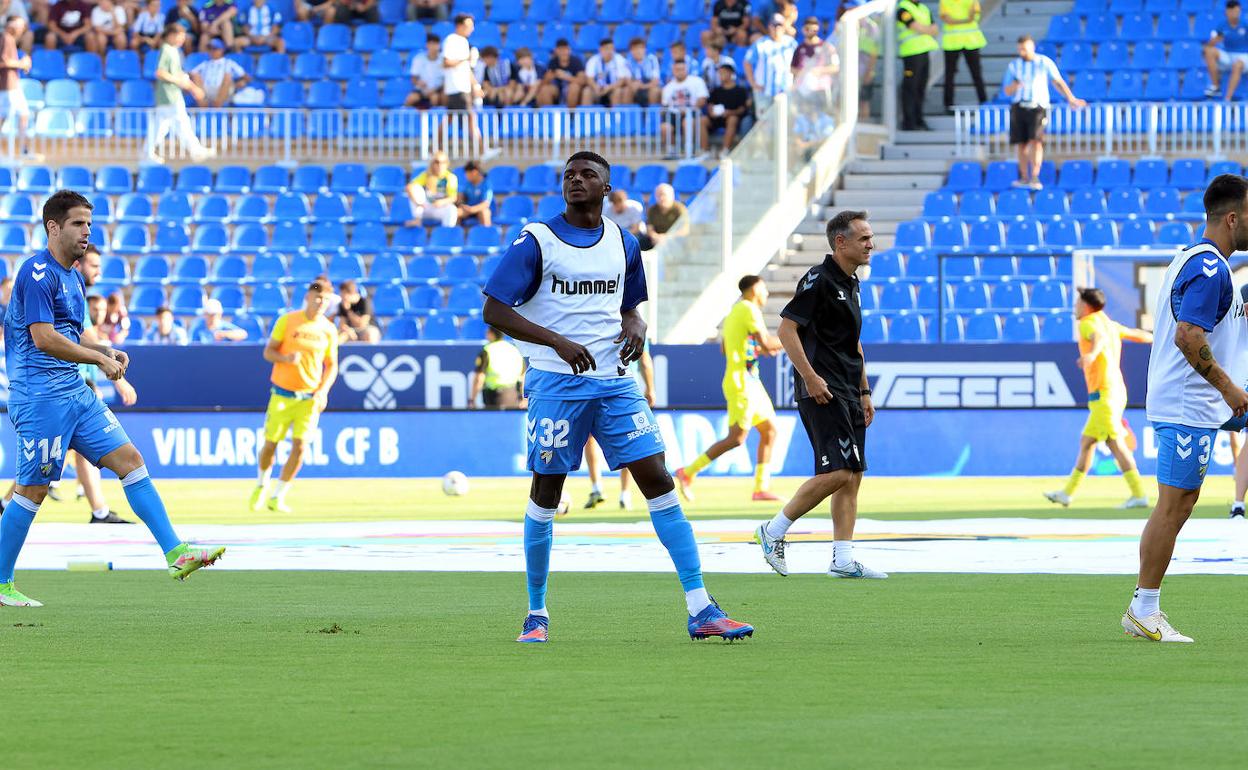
{"left": 29, "top": 322, "right": 124, "bottom": 380}
{"left": 483, "top": 296, "right": 596, "bottom": 374}
{"left": 263, "top": 336, "right": 297, "bottom": 364}
{"left": 1175, "top": 320, "right": 1248, "bottom": 415}
{"left": 859, "top": 341, "right": 874, "bottom": 428}
{"left": 1122, "top": 327, "right": 1154, "bottom": 344}
{"left": 778, "top": 317, "right": 831, "bottom": 404}
{"left": 639, "top": 348, "right": 656, "bottom": 406}
{"left": 313, "top": 360, "right": 338, "bottom": 411}
{"left": 616, "top": 307, "right": 646, "bottom": 365}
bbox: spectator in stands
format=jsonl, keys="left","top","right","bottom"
{"left": 647, "top": 183, "right": 689, "bottom": 248}
{"left": 305, "top": 0, "right": 338, "bottom": 24}
{"left": 334, "top": 0, "right": 379, "bottom": 25}
{"left": 457, "top": 160, "right": 493, "bottom": 226}
{"left": 192, "top": 298, "right": 248, "bottom": 343}
{"left": 699, "top": 41, "right": 734, "bottom": 91}
{"left": 604, "top": 188, "right": 648, "bottom": 248}
{"left": 706, "top": 0, "right": 751, "bottom": 50}
{"left": 896, "top": 0, "right": 939, "bottom": 131}
{"left": 405, "top": 150, "right": 459, "bottom": 227}
{"left": 145, "top": 306, "right": 189, "bottom": 345}
{"left": 753, "top": 0, "right": 797, "bottom": 39}
{"left": 857, "top": 14, "right": 881, "bottom": 120}
{"left": 625, "top": 37, "right": 661, "bottom": 106}
{"left": 191, "top": 39, "right": 248, "bottom": 107}
{"left": 165, "top": 0, "right": 201, "bottom": 51}
{"left": 0, "top": 16, "right": 34, "bottom": 159}
{"left": 198, "top": 0, "right": 239, "bottom": 52}
{"left": 666, "top": 40, "right": 695, "bottom": 78}
{"left": 405, "top": 34, "right": 444, "bottom": 107}
{"left": 474, "top": 45, "right": 512, "bottom": 108}
{"left": 1, "top": 1, "right": 34, "bottom": 51}
{"left": 511, "top": 47, "right": 544, "bottom": 107}
{"left": 239, "top": 0, "right": 284, "bottom": 53}
{"left": 1204, "top": 0, "right": 1248, "bottom": 100}
{"left": 540, "top": 38, "right": 585, "bottom": 107}
{"left": 91, "top": 0, "right": 128, "bottom": 54}
{"left": 411, "top": 0, "right": 449, "bottom": 21}
{"left": 660, "top": 58, "right": 709, "bottom": 152}
{"left": 939, "top": 0, "right": 987, "bottom": 112}
{"left": 442, "top": 13, "right": 476, "bottom": 109}
{"left": 744, "top": 14, "right": 797, "bottom": 114}
{"left": 336, "top": 280, "right": 380, "bottom": 343}
{"left": 132, "top": 0, "right": 165, "bottom": 50}
{"left": 100, "top": 291, "right": 132, "bottom": 345}
{"left": 1002, "top": 34, "right": 1084, "bottom": 190}
{"left": 703, "top": 62, "right": 752, "bottom": 153}
{"left": 45, "top": 0, "right": 93, "bottom": 52}
{"left": 146, "top": 23, "right": 214, "bottom": 163}
{"left": 791, "top": 17, "right": 838, "bottom": 114}
{"left": 792, "top": 97, "right": 836, "bottom": 157}
{"left": 584, "top": 37, "right": 632, "bottom": 107}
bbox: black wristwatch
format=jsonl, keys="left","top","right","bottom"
{"left": 860, "top": 388, "right": 872, "bottom": 396}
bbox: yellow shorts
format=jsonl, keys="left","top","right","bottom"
{"left": 1082, "top": 393, "right": 1126, "bottom": 441}
{"left": 263, "top": 392, "right": 320, "bottom": 443}
{"left": 724, "top": 375, "right": 776, "bottom": 430}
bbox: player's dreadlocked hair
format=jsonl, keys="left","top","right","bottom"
{"left": 42, "top": 189, "right": 93, "bottom": 233}
{"left": 566, "top": 151, "right": 611, "bottom": 181}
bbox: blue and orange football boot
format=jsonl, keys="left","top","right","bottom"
{"left": 688, "top": 598, "right": 753, "bottom": 641}
{"left": 516, "top": 614, "right": 549, "bottom": 643}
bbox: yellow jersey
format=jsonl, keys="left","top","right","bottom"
{"left": 269, "top": 310, "right": 339, "bottom": 393}
{"left": 1077, "top": 310, "right": 1128, "bottom": 398}
{"left": 722, "top": 299, "right": 765, "bottom": 383}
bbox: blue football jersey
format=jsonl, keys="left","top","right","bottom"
{"left": 4, "top": 250, "right": 92, "bottom": 404}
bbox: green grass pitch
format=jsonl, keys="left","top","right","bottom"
{"left": 5, "top": 474, "right": 1247, "bottom": 768}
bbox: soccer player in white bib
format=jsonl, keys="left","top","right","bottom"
{"left": 482, "top": 151, "right": 753, "bottom": 644}
{"left": 1128, "top": 174, "right": 1248, "bottom": 643}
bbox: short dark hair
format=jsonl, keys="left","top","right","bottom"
{"left": 156, "top": 305, "right": 172, "bottom": 316}
{"left": 566, "top": 151, "right": 611, "bottom": 181}
{"left": 84, "top": 243, "right": 100, "bottom": 256}
{"left": 826, "top": 210, "right": 868, "bottom": 247}
{"left": 738, "top": 275, "right": 763, "bottom": 294}
{"left": 454, "top": 12, "right": 473, "bottom": 25}
{"left": 1077, "top": 287, "right": 1106, "bottom": 311}
{"left": 599, "top": 37, "right": 613, "bottom": 47}
{"left": 426, "top": 33, "right": 440, "bottom": 44}
{"left": 628, "top": 37, "right": 645, "bottom": 48}
{"left": 481, "top": 45, "right": 498, "bottom": 58}
{"left": 1229, "top": 0, "right": 1241, "bottom": 9}
{"left": 309, "top": 275, "right": 333, "bottom": 293}
{"left": 555, "top": 38, "right": 570, "bottom": 48}
{"left": 464, "top": 160, "right": 482, "bottom": 173}
{"left": 1204, "top": 173, "right": 1248, "bottom": 218}
{"left": 42, "top": 189, "right": 93, "bottom": 234}
{"left": 1017, "top": 33, "right": 1034, "bottom": 43}
{"left": 515, "top": 46, "right": 533, "bottom": 59}
{"left": 163, "top": 22, "right": 183, "bottom": 39}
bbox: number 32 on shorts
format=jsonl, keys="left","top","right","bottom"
{"left": 528, "top": 418, "right": 570, "bottom": 449}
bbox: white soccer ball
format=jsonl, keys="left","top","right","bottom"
{"left": 442, "top": 471, "right": 470, "bottom": 496}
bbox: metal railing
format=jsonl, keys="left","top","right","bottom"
{"left": 953, "top": 101, "right": 1248, "bottom": 159}
{"left": 1, "top": 106, "right": 706, "bottom": 165}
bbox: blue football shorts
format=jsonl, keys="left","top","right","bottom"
{"left": 8, "top": 387, "right": 132, "bottom": 485}
{"left": 525, "top": 385, "right": 666, "bottom": 474}
{"left": 1153, "top": 422, "right": 1217, "bottom": 491}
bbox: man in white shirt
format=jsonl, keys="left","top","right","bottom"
{"left": 442, "top": 13, "right": 477, "bottom": 111}
{"left": 660, "top": 58, "right": 709, "bottom": 152}
{"left": 190, "top": 39, "right": 248, "bottom": 107}
{"left": 583, "top": 37, "right": 632, "bottom": 107}
{"left": 405, "top": 34, "right": 444, "bottom": 107}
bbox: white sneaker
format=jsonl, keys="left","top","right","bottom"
{"left": 828, "top": 560, "right": 888, "bottom": 579}
{"left": 754, "top": 524, "right": 788, "bottom": 577}
{"left": 1119, "top": 496, "right": 1149, "bottom": 509}
{"left": 144, "top": 151, "right": 164, "bottom": 165}
{"left": 1122, "top": 609, "right": 1193, "bottom": 643}
{"left": 1044, "top": 490, "right": 1072, "bottom": 507}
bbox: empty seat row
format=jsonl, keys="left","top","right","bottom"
{"left": 859, "top": 279, "right": 1069, "bottom": 312}
{"left": 924, "top": 187, "right": 1203, "bottom": 222}
{"left": 946, "top": 159, "right": 1235, "bottom": 193}
{"left": 895, "top": 218, "right": 1192, "bottom": 251}
{"left": 868, "top": 251, "right": 1072, "bottom": 281}
{"left": 860, "top": 311, "right": 1075, "bottom": 344}
{"left": 1046, "top": 9, "right": 1221, "bottom": 43}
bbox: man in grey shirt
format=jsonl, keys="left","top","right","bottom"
{"left": 604, "top": 189, "right": 650, "bottom": 248}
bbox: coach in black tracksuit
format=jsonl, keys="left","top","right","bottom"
{"left": 758, "top": 209, "right": 887, "bottom": 579}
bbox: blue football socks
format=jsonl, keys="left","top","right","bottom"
{"left": 523, "top": 500, "right": 556, "bottom": 613}
{"left": 0, "top": 494, "right": 39, "bottom": 583}
{"left": 120, "top": 466, "right": 182, "bottom": 553}
{"left": 647, "top": 490, "right": 705, "bottom": 592}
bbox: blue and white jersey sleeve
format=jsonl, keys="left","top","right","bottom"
{"left": 482, "top": 230, "right": 542, "bottom": 307}
{"left": 1041, "top": 55, "right": 1061, "bottom": 83}
{"left": 620, "top": 229, "right": 647, "bottom": 312}
{"left": 1172, "top": 253, "right": 1232, "bottom": 332}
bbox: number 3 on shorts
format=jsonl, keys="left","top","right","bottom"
{"left": 537, "top": 418, "right": 570, "bottom": 449}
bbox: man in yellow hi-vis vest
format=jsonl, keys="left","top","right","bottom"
{"left": 896, "top": 0, "right": 940, "bottom": 131}
{"left": 940, "top": 0, "right": 988, "bottom": 112}
{"left": 469, "top": 326, "right": 525, "bottom": 409}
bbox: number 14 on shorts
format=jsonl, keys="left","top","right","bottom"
{"left": 23, "top": 435, "right": 64, "bottom": 475}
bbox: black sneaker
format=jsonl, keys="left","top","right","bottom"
{"left": 89, "top": 511, "right": 135, "bottom": 524}
{"left": 583, "top": 490, "right": 604, "bottom": 509}
{"left": 1231, "top": 505, "right": 1246, "bottom": 519}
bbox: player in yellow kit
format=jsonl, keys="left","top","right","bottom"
{"left": 1045, "top": 287, "right": 1153, "bottom": 509}
{"left": 249, "top": 278, "right": 339, "bottom": 513}
{"left": 675, "top": 275, "right": 784, "bottom": 502}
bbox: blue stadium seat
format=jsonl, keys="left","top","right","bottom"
{"left": 983, "top": 161, "right": 1020, "bottom": 192}
{"left": 328, "top": 251, "right": 364, "bottom": 283}
{"left": 306, "top": 80, "right": 342, "bottom": 109}
{"left": 906, "top": 252, "right": 937, "bottom": 279}
{"left": 1045, "top": 220, "right": 1081, "bottom": 249}
{"left": 67, "top": 52, "right": 102, "bottom": 81}
{"left": 1040, "top": 312, "right": 1074, "bottom": 342}
{"left": 129, "top": 285, "right": 165, "bottom": 315}
{"left": 464, "top": 226, "right": 502, "bottom": 257}
{"left": 190, "top": 224, "right": 228, "bottom": 254}
{"left": 1129, "top": 40, "right": 1165, "bottom": 70}
{"left": 1142, "top": 70, "right": 1178, "bottom": 100}
{"left": 251, "top": 253, "right": 288, "bottom": 283}
{"left": 1082, "top": 219, "right": 1118, "bottom": 247}
{"left": 1083, "top": 11, "right": 1117, "bottom": 40}
{"left": 349, "top": 222, "right": 388, "bottom": 253}
{"left": 171, "top": 256, "right": 210, "bottom": 287}
{"left": 1031, "top": 280, "right": 1070, "bottom": 309}
{"left": 94, "top": 165, "right": 132, "bottom": 195}
{"left": 945, "top": 161, "right": 982, "bottom": 192}
{"left": 1170, "top": 158, "right": 1206, "bottom": 189}
{"left": 311, "top": 221, "right": 347, "bottom": 253}
{"left": 293, "top": 53, "right": 326, "bottom": 81}
{"left": 119, "top": 79, "right": 154, "bottom": 107}
{"left": 1071, "top": 187, "right": 1108, "bottom": 218}
{"left": 17, "top": 166, "right": 52, "bottom": 194}
{"left": 273, "top": 192, "right": 311, "bottom": 223}
{"left": 422, "top": 313, "right": 458, "bottom": 340}
{"left": 888, "top": 313, "right": 927, "bottom": 343}
{"left": 316, "top": 23, "right": 351, "bottom": 53}
{"left": 1167, "top": 37, "right": 1201, "bottom": 68}
{"left": 634, "top": 0, "right": 667, "bottom": 22}
{"left": 1003, "top": 313, "right": 1041, "bottom": 343}
{"left": 633, "top": 164, "right": 669, "bottom": 195}
{"left": 251, "top": 165, "right": 289, "bottom": 195}
{"left": 859, "top": 314, "right": 887, "bottom": 344}
{"left": 1179, "top": 66, "right": 1212, "bottom": 99}
{"left": 991, "top": 280, "right": 1028, "bottom": 309}
{"left": 251, "top": 284, "right": 290, "bottom": 316}
{"left": 34, "top": 108, "right": 76, "bottom": 139}
{"left": 519, "top": 165, "right": 558, "bottom": 195}
{"left": 996, "top": 188, "right": 1033, "bottom": 218}
{"left": 1156, "top": 220, "right": 1193, "bottom": 246}
{"left": 391, "top": 21, "right": 426, "bottom": 51}
{"left": 1132, "top": 159, "right": 1169, "bottom": 189}
{"left": 393, "top": 225, "right": 428, "bottom": 249}
{"left": 0, "top": 224, "right": 28, "bottom": 254}
{"left": 445, "top": 283, "right": 482, "bottom": 314}
{"left": 1107, "top": 186, "right": 1144, "bottom": 218}
{"left": 154, "top": 221, "right": 190, "bottom": 253}
{"left": 895, "top": 220, "right": 930, "bottom": 251}
{"left": 496, "top": 196, "right": 534, "bottom": 226}
{"left": 176, "top": 165, "right": 213, "bottom": 194}
{"left": 329, "top": 53, "right": 364, "bottom": 81}
{"left": 951, "top": 282, "right": 991, "bottom": 311}
{"left": 256, "top": 52, "right": 291, "bottom": 82}
{"left": 89, "top": 193, "right": 114, "bottom": 224}
{"left": 366, "top": 252, "right": 407, "bottom": 286}
{"left": 353, "top": 23, "right": 389, "bottom": 52}
{"left": 1058, "top": 41, "right": 1094, "bottom": 71}
{"left": 230, "top": 222, "right": 268, "bottom": 252}
{"left": 363, "top": 165, "right": 405, "bottom": 196}
{"left": 942, "top": 314, "right": 965, "bottom": 342}
{"left": 1017, "top": 256, "right": 1056, "bottom": 278}
{"left": 1119, "top": 12, "right": 1154, "bottom": 41}
{"left": 214, "top": 165, "right": 251, "bottom": 194}
{"left": 1095, "top": 159, "right": 1133, "bottom": 188}
{"left": 915, "top": 281, "right": 939, "bottom": 309}
{"left": 269, "top": 80, "right": 305, "bottom": 108}
{"left": 859, "top": 286, "right": 879, "bottom": 312}
{"left": 442, "top": 255, "right": 479, "bottom": 284}
{"left": 1045, "top": 13, "right": 1082, "bottom": 43}
{"left": 29, "top": 49, "right": 66, "bottom": 81}
{"left": 1092, "top": 41, "right": 1129, "bottom": 72}
{"left": 282, "top": 20, "right": 315, "bottom": 53}
{"left": 1059, "top": 160, "right": 1094, "bottom": 190}
{"left": 44, "top": 78, "right": 81, "bottom": 108}
{"left": 293, "top": 165, "right": 328, "bottom": 194}
{"left": 1193, "top": 11, "right": 1219, "bottom": 41}
{"left": 878, "top": 282, "right": 917, "bottom": 311}
{"left": 0, "top": 194, "right": 33, "bottom": 225}
{"left": 458, "top": 316, "right": 487, "bottom": 341}
{"left": 672, "top": 165, "right": 709, "bottom": 195}
{"left": 105, "top": 49, "right": 140, "bottom": 81}
{"left": 537, "top": 195, "right": 565, "bottom": 220}
{"left": 271, "top": 221, "right": 309, "bottom": 252}
{"left": 232, "top": 313, "right": 266, "bottom": 342}
{"left": 1033, "top": 188, "right": 1070, "bottom": 217}
{"left": 133, "top": 255, "right": 170, "bottom": 284}
{"left": 372, "top": 284, "right": 410, "bottom": 317}
{"left": 963, "top": 312, "right": 1002, "bottom": 342}
{"left": 210, "top": 255, "right": 248, "bottom": 285}
{"left": 943, "top": 255, "right": 979, "bottom": 279}
{"left": 56, "top": 165, "right": 91, "bottom": 190}
{"left": 869, "top": 251, "right": 904, "bottom": 279}
{"left": 1006, "top": 220, "right": 1043, "bottom": 248}
{"left": 968, "top": 220, "right": 1004, "bottom": 250}
{"left": 420, "top": 227, "right": 461, "bottom": 257}
{"left": 329, "top": 163, "right": 368, "bottom": 195}
{"left": 958, "top": 189, "right": 995, "bottom": 218}
{"left": 1207, "top": 159, "right": 1242, "bottom": 181}
{"left": 156, "top": 191, "right": 193, "bottom": 224}
{"left": 311, "top": 192, "right": 349, "bottom": 223}
{"left": 930, "top": 218, "right": 967, "bottom": 250}
{"left": 1107, "top": 70, "right": 1142, "bottom": 101}
{"left": 137, "top": 165, "right": 172, "bottom": 194}
{"left": 384, "top": 315, "right": 422, "bottom": 341}
{"left": 406, "top": 255, "right": 441, "bottom": 286}
{"left": 97, "top": 257, "right": 130, "bottom": 292}
{"left": 117, "top": 193, "right": 154, "bottom": 224}
{"left": 1119, "top": 219, "right": 1154, "bottom": 247}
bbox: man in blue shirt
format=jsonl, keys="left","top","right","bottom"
{"left": 1002, "top": 34, "right": 1084, "bottom": 190}
{"left": 1204, "top": 0, "right": 1248, "bottom": 99}
{"left": 0, "top": 190, "right": 224, "bottom": 607}
{"left": 457, "top": 160, "right": 493, "bottom": 227}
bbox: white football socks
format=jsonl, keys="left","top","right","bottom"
{"left": 91, "top": 508, "right": 109, "bottom": 520}
{"left": 258, "top": 466, "right": 272, "bottom": 486}
{"left": 1131, "top": 587, "right": 1161, "bottom": 618}
{"left": 274, "top": 480, "right": 289, "bottom": 501}
{"left": 764, "top": 511, "right": 793, "bottom": 540}
{"left": 529, "top": 607, "right": 549, "bottom": 618}
{"left": 685, "top": 587, "right": 711, "bottom": 616}
{"left": 833, "top": 540, "right": 854, "bottom": 568}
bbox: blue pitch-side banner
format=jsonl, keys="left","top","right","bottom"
{"left": 0, "top": 342, "right": 1142, "bottom": 410}
{"left": 0, "top": 408, "right": 1226, "bottom": 479}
